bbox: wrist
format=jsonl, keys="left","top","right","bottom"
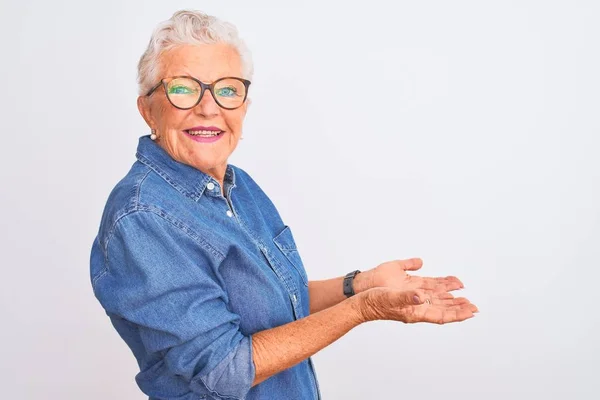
{"left": 355, "top": 287, "right": 387, "bottom": 323}
{"left": 349, "top": 288, "right": 385, "bottom": 324}
{"left": 352, "top": 270, "right": 373, "bottom": 294}
{"left": 346, "top": 291, "right": 371, "bottom": 325}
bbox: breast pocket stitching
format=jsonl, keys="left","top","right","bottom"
{"left": 273, "top": 225, "right": 309, "bottom": 287}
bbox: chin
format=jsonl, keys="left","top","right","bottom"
{"left": 190, "top": 153, "right": 227, "bottom": 168}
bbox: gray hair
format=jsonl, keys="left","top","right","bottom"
{"left": 137, "top": 10, "right": 254, "bottom": 95}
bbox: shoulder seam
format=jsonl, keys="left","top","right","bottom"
{"left": 134, "top": 167, "right": 152, "bottom": 209}
{"left": 101, "top": 166, "right": 152, "bottom": 256}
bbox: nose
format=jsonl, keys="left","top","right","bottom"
{"left": 193, "top": 88, "right": 220, "bottom": 117}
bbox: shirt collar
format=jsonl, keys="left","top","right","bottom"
{"left": 135, "top": 134, "right": 236, "bottom": 201}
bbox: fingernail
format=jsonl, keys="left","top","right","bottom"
{"left": 413, "top": 295, "right": 421, "bottom": 304}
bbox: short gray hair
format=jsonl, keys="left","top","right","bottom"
{"left": 137, "top": 10, "right": 254, "bottom": 95}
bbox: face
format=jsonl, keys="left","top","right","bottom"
{"left": 137, "top": 43, "right": 249, "bottom": 180}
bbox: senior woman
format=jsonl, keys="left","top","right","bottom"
{"left": 89, "top": 9, "right": 478, "bottom": 400}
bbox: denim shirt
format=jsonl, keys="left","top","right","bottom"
{"left": 90, "top": 135, "right": 322, "bottom": 400}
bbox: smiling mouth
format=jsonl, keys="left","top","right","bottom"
{"left": 184, "top": 129, "right": 224, "bottom": 137}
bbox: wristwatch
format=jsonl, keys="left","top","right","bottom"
{"left": 343, "top": 270, "right": 361, "bottom": 297}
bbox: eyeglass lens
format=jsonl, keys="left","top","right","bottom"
{"left": 165, "top": 77, "right": 247, "bottom": 109}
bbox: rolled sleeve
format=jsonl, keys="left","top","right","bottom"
{"left": 92, "top": 210, "right": 255, "bottom": 399}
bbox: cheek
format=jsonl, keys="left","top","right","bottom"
{"left": 156, "top": 101, "right": 186, "bottom": 131}
{"left": 224, "top": 111, "right": 246, "bottom": 133}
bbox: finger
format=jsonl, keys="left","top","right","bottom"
{"left": 444, "top": 303, "right": 478, "bottom": 313}
{"left": 435, "top": 297, "right": 470, "bottom": 306}
{"left": 430, "top": 277, "right": 464, "bottom": 292}
{"left": 433, "top": 292, "right": 455, "bottom": 300}
{"left": 442, "top": 277, "right": 464, "bottom": 291}
{"left": 421, "top": 290, "right": 458, "bottom": 301}
{"left": 435, "top": 276, "right": 464, "bottom": 288}
{"left": 436, "top": 297, "right": 470, "bottom": 306}
{"left": 420, "top": 278, "right": 463, "bottom": 292}
{"left": 443, "top": 307, "right": 474, "bottom": 323}
{"left": 437, "top": 298, "right": 478, "bottom": 313}
{"left": 429, "top": 307, "right": 474, "bottom": 324}
{"left": 400, "top": 258, "right": 423, "bottom": 272}
{"left": 413, "top": 277, "right": 447, "bottom": 292}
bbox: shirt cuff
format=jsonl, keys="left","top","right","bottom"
{"left": 190, "top": 335, "right": 255, "bottom": 399}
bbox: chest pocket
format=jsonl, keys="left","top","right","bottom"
{"left": 273, "top": 225, "right": 309, "bottom": 287}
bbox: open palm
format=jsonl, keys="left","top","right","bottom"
{"left": 371, "top": 258, "right": 464, "bottom": 294}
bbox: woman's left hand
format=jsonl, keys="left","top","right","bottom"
{"left": 356, "top": 257, "right": 465, "bottom": 295}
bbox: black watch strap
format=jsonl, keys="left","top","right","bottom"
{"left": 343, "top": 270, "right": 361, "bottom": 297}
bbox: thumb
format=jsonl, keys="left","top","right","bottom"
{"left": 392, "top": 289, "right": 425, "bottom": 308}
{"left": 400, "top": 257, "right": 423, "bottom": 271}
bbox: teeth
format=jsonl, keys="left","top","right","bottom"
{"left": 188, "top": 130, "right": 221, "bottom": 136}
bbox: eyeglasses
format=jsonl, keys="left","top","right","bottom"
{"left": 146, "top": 76, "right": 251, "bottom": 110}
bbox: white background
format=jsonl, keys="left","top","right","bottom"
{"left": 1, "top": 0, "right": 598, "bottom": 399}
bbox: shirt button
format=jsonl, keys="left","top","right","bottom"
{"left": 226, "top": 210, "right": 233, "bottom": 217}
{"left": 206, "top": 182, "right": 215, "bottom": 190}
{"left": 292, "top": 294, "right": 297, "bottom": 303}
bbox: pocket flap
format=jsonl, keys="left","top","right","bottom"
{"left": 273, "top": 225, "right": 297, "bottom": 252}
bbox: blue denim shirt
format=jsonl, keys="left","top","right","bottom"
{"left": 90, "top": 135, "right": 322, "bottom": 400}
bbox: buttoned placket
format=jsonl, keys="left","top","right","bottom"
{"left": 204, "top": 179, "right": 235, "bottom": 217}
{"left": 206, "top": 177, "right": 319, "bottom": 399}
{"left": 204, "top": 178, "right": 303, "bottom": 321}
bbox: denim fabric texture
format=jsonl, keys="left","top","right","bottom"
{"left": 90, "top": 135, "right": 322, "bottom": 400}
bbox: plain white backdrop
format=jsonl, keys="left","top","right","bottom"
{"left": 1, "top": 0, "right": 598, "bottom": 399}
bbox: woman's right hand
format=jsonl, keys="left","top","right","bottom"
{"left": 356, "top": 287, "right": 477, "bottom": 324}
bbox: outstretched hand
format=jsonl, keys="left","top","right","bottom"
{"left": 356, "top": 258, "right": 478, "bottom": 323}
{"left": 359, "top": 287, "right": 477, "bottom": 324}
{"left": 368, "top": 258, "right": 464, "bottom": 292}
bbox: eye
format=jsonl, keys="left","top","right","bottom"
{"left": 168, "top": 85, "right": 194, "bottom": 94}
{"left": 216, "top": 86, "right": 238, "bottom": 97}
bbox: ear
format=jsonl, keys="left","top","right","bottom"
{"left": 137, "top": 96, "right": 154, "bottom": 129}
